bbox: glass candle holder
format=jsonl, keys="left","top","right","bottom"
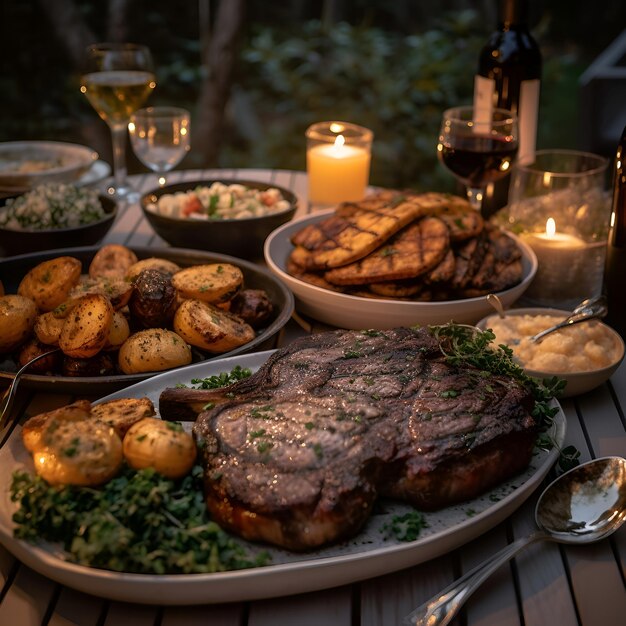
{"left": 305, "top": 121, "right": 373, "bottom": 209}
{"left": 499, "top": 149, "right": 610, "bottom": 309}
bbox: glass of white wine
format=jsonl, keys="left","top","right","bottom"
{"left": 128, "top": 106, "right": 190, "bottom": 187}
{"left": 80, "top": 43, "right": 156, "bottom": 199}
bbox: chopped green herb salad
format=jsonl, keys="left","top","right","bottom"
{"left": 11, "top": 465, "right": 268, "bottom": 574}
{"left": 0, "top": 183, "right": 106, "bottom": 230}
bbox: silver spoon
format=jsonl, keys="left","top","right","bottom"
{"left": 486, "top": 293, "right": 506, "bottom": 319}
{"left": 529, "top": 295, "right": 608, "bottom": 343}
{"left": 0, "top": 348, "right": 60, "bottom": 429}
{"left": 404, "top": 456, "right": 626, "bottom": 626}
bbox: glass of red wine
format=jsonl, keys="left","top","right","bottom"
{"left": 437, "top": 106, "right": 519, "bottom": 213}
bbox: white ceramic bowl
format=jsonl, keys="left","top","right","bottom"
{"left": 476, "top": 307, "right": 625, "bottom": 397}
{"left": 264, "top": 210, "right": 538, "bottom": 330}
{"left": 0, "top": 141, "right": 98, "bottom": 190}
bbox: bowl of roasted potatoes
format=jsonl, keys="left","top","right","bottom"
{"left": 140, "top": 179, "right": 298, "bottom": 259}
{"left": 264, "top": 190, "right": 537, "bottom": 329}
{"left": 0, "top": 244, "right": 294, "bottom": 392}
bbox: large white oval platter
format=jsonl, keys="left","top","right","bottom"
{"left": 0, "top": 350, "right": 565, "bottom": 605}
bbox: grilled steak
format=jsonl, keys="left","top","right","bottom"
{"left": 160, "top": 327, "right": 537, "bottom": 551}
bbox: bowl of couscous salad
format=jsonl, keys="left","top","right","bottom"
{"left": 0, "top": 183, "right": 116, "bottom": 255}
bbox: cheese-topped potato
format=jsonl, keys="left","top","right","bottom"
{"left": 123, "top": 418, "right": 197, "bottom": 479}
{"left": 22, "top": 400, "right": 123, "bottom": 487}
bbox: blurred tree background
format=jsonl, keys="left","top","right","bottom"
{"left": 1, "top": 0, "right": 625, "bottom": 191}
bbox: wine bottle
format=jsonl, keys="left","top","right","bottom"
{"left": 473, "top": 0, "right": 542, "bottom": 217}
{"left": 603, "top": 124, "right": 626, "bottom": 338}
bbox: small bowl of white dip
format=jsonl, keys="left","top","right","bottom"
{"left": 476, "top": 307, "right": 625, "bottom": 397}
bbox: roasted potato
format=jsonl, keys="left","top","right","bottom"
{"left": 171, "top": 263, "right": 243, "bottom": 304}
{"left": 33, "top": 418, "right": 123, "bottom": 486}
{"left": 104, "top": 310, "right": 131, "bottom": 350}
{"left": 17, "top": 256, "right": 82, "bottom": 311}
{"left": 67, "top": 276, "right": 134, "bottom": 311}
{"left": 128, "top": 269, "right": 178, "bottom": 328}
{"left": 0, "top": 294, "right": 38, "bottom": 352}
{"left": 91, "top": 397, "right": 156, "bottom": 438}
{"left": 89, "top": 244, "right": 138, "bottom": 279}
{"left": 22, "top": 400, "right": 92, "bottom": 454}
{"left": 58, "top": 294, "right": 114, "bottom": 358}
{"left": 173, "top": 299, "right": 255, "bottom": 353}
{"left": 118, "top": 328, "right": 192, "bottom": 374}
{"left": 123, "top": 417, "right": 196, "bottom": 479}
{"left": 62, "top": 353, "right": 117, "bottom": 377}
{"left": 34, "top": 311, "right": 65, "bottom": 345}
{"left": 17, "top": 338, "right": 61, "bottom": 374}
{"left": 126, "top": 257, "right": 181, "bottom": 282}
{"left": 229, "top": 288, "right": 275, "bottom": 329}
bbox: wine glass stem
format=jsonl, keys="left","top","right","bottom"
{"left": 466, "top": 187, "right": 484, "bottom": 212}
{"left": 110, "top": 123, "right": 128, "bottom": 190}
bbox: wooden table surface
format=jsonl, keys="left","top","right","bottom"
{"left": 0, "top": 168, "right": 624, "bottom": 626}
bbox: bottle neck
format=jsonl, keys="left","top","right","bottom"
{"left": 497, "top": 0, "right": 530, "bottom": 29}
{"left": 609, "top": 125, "right": 626, "bottom": 245}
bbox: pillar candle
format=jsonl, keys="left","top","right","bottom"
{"left": 307, "top": 135, "right": 371, "bottom": 205}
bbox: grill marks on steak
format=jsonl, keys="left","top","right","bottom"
{"left": 162, "top": 328, "right": 537, "bottom": 551}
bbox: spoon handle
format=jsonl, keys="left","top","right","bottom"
{"left": 403, "top": 531, "right": 547, "bottom": 626}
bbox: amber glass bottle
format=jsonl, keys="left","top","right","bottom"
{"left": 473, "top": 0, "right": 542, "bottom": 217}
{"left": 604, "top": 124, "right": 626, "bottom": 338}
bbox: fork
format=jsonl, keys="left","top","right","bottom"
{"left": 0, "top": 348, "right": 59, "bottom": 445}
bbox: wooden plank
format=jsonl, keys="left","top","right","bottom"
{"left": 361, "top": 553, "right": 459, "bottom": 626}
{"left": 511, "top": 497, "right": 579, "bottom": 626}
{"left": 0, "top": 543, "right": 16, "bottom": 588}
{"left": 461, "top": 523, "right": 521, "bottom": 626}
{"left": 103, "top": 203, "right": 144, "bottom": 246}
{"left": 566, "top": 541, "right": 626, "bottom": 626}
{"left": 47, "top": 587, "right": 106, "bottom": 626}
{"left": 576, "top": 384, "right": 626, "bottom": 457}
{"left": 0, "top": 566, "right": 57, "bottom": 626}
{"left": 161, "top": 603, "right": 243, "bottom": 625}
{"left": 248, "top": 586, "right": 352, "bottom": 626}
{"left": 102, "top": 602, "right": 159, "bottom": 626}
{"left": 236, "top": 169, "right": 273, "bottom": 184}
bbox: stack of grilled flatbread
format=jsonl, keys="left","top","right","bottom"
{"left": 286, "top": 190, "right": 523, "bottom": 301}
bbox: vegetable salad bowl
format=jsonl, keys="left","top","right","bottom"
{"left": 140, "top": 179, "right": 298, "bottom": 259}
{"left": 0, "top": 186, "right": 117, "bottom": 256}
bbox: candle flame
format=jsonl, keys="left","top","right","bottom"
{"left": 334, "top": 134, "right": 346, "bottom": 148}
{"left": 546, "top": 217, "right": 556, "bottom": 237}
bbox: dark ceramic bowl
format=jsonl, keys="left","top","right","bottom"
{"left": 0, "top": 245, "right": 294, "bottom": 392}
{"left": 0, "top": 195, "right": 117, "bottom": 256}
{"left": 140, "top": 179, "right": 298, "bottom": 259}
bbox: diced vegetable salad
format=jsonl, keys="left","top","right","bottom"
{"left": 0, "top": 183, "right": 106, "bottom": 230}
{"left": 148, "top": 182, "right": 291, "bottom": 220}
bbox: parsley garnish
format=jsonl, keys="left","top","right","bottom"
{"left": 381, "top": 511, "right": 427, "bottom": 541}
{"left": 10, "top": 466, "right": 269, "bottom": 574}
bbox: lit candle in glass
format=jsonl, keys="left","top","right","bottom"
{"left": 523, "top": 217, "right": 606, "bottom": 307}
{"left": 306, "top": 121, "right": 373, "bottom": 208}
